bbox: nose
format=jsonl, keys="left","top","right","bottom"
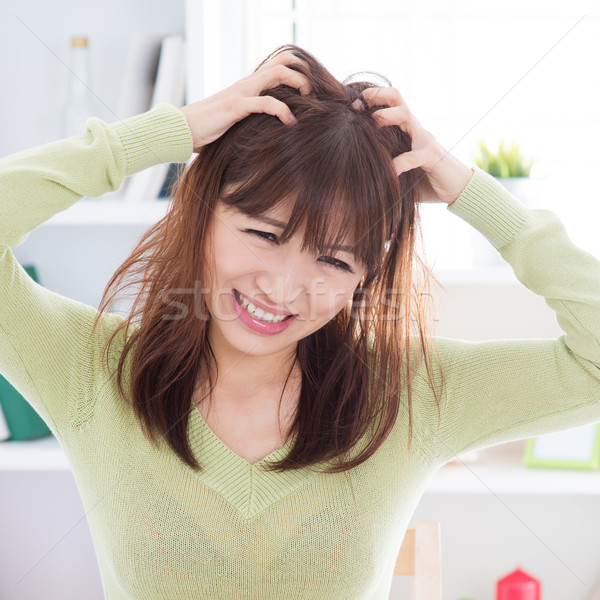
{"left": 254, "top": 261, "right": 311, "bottom": 313}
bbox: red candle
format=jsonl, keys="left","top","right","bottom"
{"left": 496, "top": 567, "right": 541, "bottom": 600}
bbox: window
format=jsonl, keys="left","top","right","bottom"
{"left": 187, "top": 0, "right": 600, "bottom": 265}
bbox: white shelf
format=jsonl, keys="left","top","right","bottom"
{"left": 44, "top": 194, "right": 172, "bottom": 226}
{"left": 0, "top": 436, "right": 70, "bottom": 471}
{"left": 435, "top": 264, "right": 518, "bottom": 285}
{"left": 429, "top": 440, "right": 600, "bottom": 495}
{"left": 3, "top": 437, "right": 600, "bottom": 494}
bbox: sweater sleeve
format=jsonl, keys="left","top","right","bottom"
{"left": 0, "top": 103, "right": 193, "bottom": 438}
{"left": 412, "top": 166, "right": 600, "bottom": 466}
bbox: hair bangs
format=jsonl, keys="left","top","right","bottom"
{"left": 218, "top": 113, "right": 399, "bottom": 275}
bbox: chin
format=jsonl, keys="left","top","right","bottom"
{"left": 218, "top": 321, "right": 300, "bottom": 353}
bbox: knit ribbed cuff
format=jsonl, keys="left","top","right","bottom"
{"left": 447, "top": 166, "right": 530, "bottom": 251}
{"left": 105, "top": 102, "right": 194, "bottom": 177}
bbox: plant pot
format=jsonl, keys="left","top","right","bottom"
{"left": 495, "top": 176, "right": 541, "bottom": 208}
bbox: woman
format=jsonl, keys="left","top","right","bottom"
{"left": 1, "top": 44, "right": 599, "bottom": 599}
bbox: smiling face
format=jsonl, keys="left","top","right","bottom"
{"left": 202, "top": 198, "right": 366, "bottom": 364}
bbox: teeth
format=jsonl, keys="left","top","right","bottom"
{"left": 237, "top": 292, "right": 289, "bottom": 323}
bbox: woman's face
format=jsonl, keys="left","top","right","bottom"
{"left": 203, "top": 197, "right": 366, "bottom": 361}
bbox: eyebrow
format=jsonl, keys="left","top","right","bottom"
{"left": 254, "top": 215, "right": 355, "bottom": 255}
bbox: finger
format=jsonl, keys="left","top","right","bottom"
{"left": 254, "top": 62, "right": 312, "bottom": 96}
{"left": 370, "top": 105, "right": 414, "bottom": 136}
{"left": 256, "top": 52, "right": 312, "bottom": 95}
{"left": 262, "top": 50, "right": 310, "bottom": 72}
{"left": 351, "top": 98, "right": 364, "bottom": 111}
{"left": 391, "top": 148, "right": 432, "bottom": 176}
{"left": 360, "top": 86, "right": 406, "bottom": 108}
{"left": 236, "top": 95, "right": 297, "bottom": 126}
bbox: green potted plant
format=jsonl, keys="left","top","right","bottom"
{"left": 475, "top": 137, "right": 535, "bottom": 178}
{"left": 474, "top": 137, "right": 538, "bottom": 205}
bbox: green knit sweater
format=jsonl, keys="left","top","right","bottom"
{"left": 1, "top": 103, "right": 599, "bottom": 600}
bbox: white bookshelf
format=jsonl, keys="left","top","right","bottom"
{"left": 44, "top": 195, "right": 172, "bottom": 226}
{"left": 431, "top": 440, "right": 600, "bottom": 496}
{"left": 0, "top": 436, "right": 69, "bottom": 471}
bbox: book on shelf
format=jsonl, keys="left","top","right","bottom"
{"left": 117, "top": 33, "right": 189, "bottom": 204}
{"left": 116, "top": 31, "right": 165, "bottom": 120}
{"left": 0, "top": 399, "right": 9, "bottom": 441}
{"left": 0, "top": 265, "right": 53, "bottom": 443}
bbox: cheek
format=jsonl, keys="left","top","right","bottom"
{"left": 211, "top": 235, "right": 256, "bottom": 282}
{"left": 205, "top": 235, "right": 259, "bottom": 318}
{"left": 311, "top": 281, "right": 357, "bottom": 321}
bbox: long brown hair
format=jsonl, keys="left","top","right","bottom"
{"left": 92, "top": 44, "right": 445, "bottom": 475}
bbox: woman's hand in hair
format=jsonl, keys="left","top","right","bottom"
{"left": 179, "top": 51, "right": 311, "bottom": 153}
{"left": 352, "top": 87, "right": 473, "bottom": 205}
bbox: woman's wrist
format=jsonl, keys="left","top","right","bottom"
{"left": 179, "top": 107, "right": 195, "bottom": 141}
{"left": 446, "top": 162, "right": 474, "bottom": 206}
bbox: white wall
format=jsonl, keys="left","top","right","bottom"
{"left": 0, "top": 0, "right": 185, "bottom": 155}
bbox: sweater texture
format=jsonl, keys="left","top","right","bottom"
{"left": 1, "top": 102, "right": 600, "bottom": 599}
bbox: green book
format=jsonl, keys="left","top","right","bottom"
{"left": 0, "top": 264, "right": 53, "bottom": 441}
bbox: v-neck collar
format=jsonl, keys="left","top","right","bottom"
{"left": 186, "top": 399, "right": 321, "bottom": 520}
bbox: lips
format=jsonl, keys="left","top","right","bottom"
{"left": 233, "top": 289, "right": 296, "bottom": 317}
{"left": 231, "top": 289, "right": 297, "bottom": 335}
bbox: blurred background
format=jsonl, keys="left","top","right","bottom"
{"left": 2, "top": 2, "right": 600, "bottom": 599}
{"left": 1, "top": 0, "right": 599, "bottom": 262}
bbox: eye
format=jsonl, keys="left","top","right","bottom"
{"left": 244, "top": 229, "right": 355, "bottom": 273}
{"left": 244, "top": 229, "right": 279, "bottom": 244}
{"left": 319, "top": 256, "right": 354, "bottom": 274}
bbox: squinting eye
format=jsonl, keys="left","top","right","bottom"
{"left": 244, "top": 228, "right": 355, "bottom": 273}
{"left": 244, "top": 229, "right": 279, "bottom": 244}
{"left": 319, "top": 256, "right": 354, "bottom": 273}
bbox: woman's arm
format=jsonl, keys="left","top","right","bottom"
{"left": 407, "top": 168, "right": 600, "bottom": 466}
{"left": 0, "top": 54, "right": 311, "bottom": 440}
{"left": 0, "top": 103, "right": 192, "bottom": 249}
{"left": 0, "top": 103, "right": 193, "bottom": 437}
{"left": 353, "top": 85, "right": 600, "bottom": 465}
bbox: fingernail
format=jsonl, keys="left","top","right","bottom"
{"left": 352, "top": 98, "right": 362, "bottom": 110}
{"left": 288, "top": 114, "right": 297, "bottom": 123}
